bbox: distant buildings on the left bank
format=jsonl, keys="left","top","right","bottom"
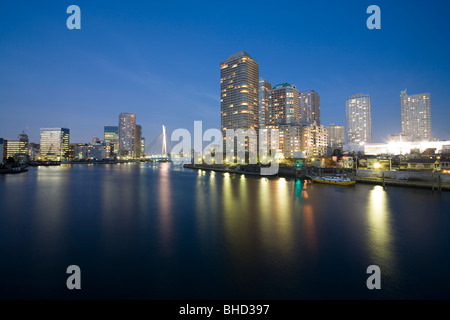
{"left": 1, "top": 113, "right": 147, "bottom": 163}
{"left": 1, "top": 132, "right": 31, "bottom": 163}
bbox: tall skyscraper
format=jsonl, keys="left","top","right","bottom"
{"left": 39, "top": 128, "right": 70, "bottom": 161}
{"left": 300, "top": 90, "right": 320, "bottom": 125}
{"left": 259, "top": 78, "right": 272, "bottom": 128}
{"left": 327, "top": 124, "right": 345, "bottom": 150}
{"left": 220, "top": 51, "right": 259, "bottom": 158}
{"left": 400, "top": 90, "right": 431, "bottom": 141}
{"left": 118, "top": 113, "right": 136, "bottom": 158}
{"left": 135, "top": 124, "right": 142, "bottom": 158}
{"left": 269, "top": 83, "right": 300, "bottom": 125}
{"left": 346, "top": 93, "right": 372, "bottom": 145}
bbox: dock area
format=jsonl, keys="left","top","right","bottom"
{"left": 183, "top": 163, "right": 450, "bottom": 192}
{"left": 354, "top": 176, "right": 450, "bottom": 191}
{"left": 182, "top": 163, "right": 262, "bottom": 176}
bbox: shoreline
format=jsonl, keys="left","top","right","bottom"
{"left": 182, "top": 163, "right": 262, "bottom": 176}
{"left": 183, "top": 163, "right": 450, "bottom": 192}
{"left": 29, "top": 159, "right": 146, "bottom": 166}
{"left": 16, "top": 162, "right": 450, "bottom": 192}
{"left": 353, "top": 176, "right": 450, "bottom": 191}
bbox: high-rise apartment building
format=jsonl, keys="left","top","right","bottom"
{"left": 400, "top": 90, "right": 431, "bottom": 141}
{"left": 327, "top": 124, "right": 345, "bottom": 150}
{"left": 259, "top": 78, "right": 272, "bottom": 128}
{"left": 346, "top": 93, "right": 372, "bottom": 145}
{"left": 302, "top": 121, "right": 328, "bottom": 158}
{"left": 278, "top": 124, "right": 303, "bottom": 158}
{"left": 39, "top": 128, "right": 70, "bottom": 161}
{"left": 220, "top": 51, "right": 259, "bottom": 159}
{"left": 269, "top": 83, "right": 300, "bottom": 125}
{"left": 135, "top": 125, "right": 142, "bottom": 158}
{"left": 118, "top": 113, "right": 136, "bottom": 158}
{"left": 300, "top": 90, "right": 320, "bottom": 125}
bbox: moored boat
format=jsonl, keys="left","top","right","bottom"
{"left": 0, "top": 165, "right": 29, "bottom": 174}
{"left": 310, "top": 175, "right": 356, "bottom": 186}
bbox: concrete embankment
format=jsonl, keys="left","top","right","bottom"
{"left": 183, "top": 164, "right": 261, "bottom": 176}
{"left": 183, "top": 163, "right": 305, "bottom": 177}
{"left": 183, "top": 164, "right": 450, "bottom": 192}
{"left": 354, "top": 169, "right": 450, "bottom": 191}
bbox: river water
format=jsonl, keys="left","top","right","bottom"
{"left": 0, "top": 162, "right": 449, "bottom": 299}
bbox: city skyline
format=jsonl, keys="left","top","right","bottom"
{"left": 1, "top": 1, "right": 450, "bottom": 144}
{"left": 0, "top": 52, "right": 441, "bottom": 157}
{"left": 2, "top": 2, "right": 450, "bottom": 303}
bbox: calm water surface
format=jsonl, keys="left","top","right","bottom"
{"left": 0, "top": 163, "right": 449, "bottom": 299}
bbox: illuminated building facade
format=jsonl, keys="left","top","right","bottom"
{"left": 5, "top": 140, "right": 20, "bottom": 159}
{"left": 141, "top": 137, "right": 146, "bottom": 157}
{"left": 302, "top": 121, "right": 328, "bottom": 158}
{"left": 364, "top": 140, "right": 450, "bottom": 156}
{"left": 388, "top": 133, "right": 411, "bottom": 143}
{"left": 5, "top": 134, "right": 28, "bottom": 159}
{"left": 104, "top": 126, "right": 119, "bottom": 159}
{"left": 104, "top": 126, "right": 119, "bottom": 142}
{"left": 29, "top": 143, "right": 40, "bottom": 161}
{"left": 346, "top": 93, "right": 372, "bottom": 145}
{"left": 74, "top": 144, "right": 88, "bottom": 160}
{"left": 259, "top": 78, "right": 272, "bottom": 128}
{"left": 327, "top": 124, "right": 345, "bottom": 150}
{"left": 278, "top": 124, "right": 303, "bottom": 158}
{"left": 269, "top": 83, "right": 300, "bottom": 125}
{"left": 135, "top": 125, "right": 142, "bottom": 158}
{"left": 88, "top": 144, "right": 106, "bottom": 160}
{"left": 39, "top": 128, "right": 70, "bottom": 161}
{"left": 18, "top": 134, "right": 29, "bottom": 155}
{"left": 118, "top": 113, "right": 136, "bottom": 158}
{"left": 68, "top": 143, "right": 76, "bottom": 160}
{"left": 220, "top": 51, "right": 259, "bottom": 159}
{"left": 400, "top": 90, "right": 431, "bottom": 141}
{"left": 300, "top": 90, "right": 320, "bottom": 125}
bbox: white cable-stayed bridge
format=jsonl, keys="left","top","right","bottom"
{"left": 143, "top": 125, "right": 170, "bottom": 161}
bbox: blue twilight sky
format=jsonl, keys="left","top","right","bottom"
{"left": 1, "top": 0, "right": 449, "bottom": 146}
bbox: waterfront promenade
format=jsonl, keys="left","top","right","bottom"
{"left": 183, "top": 163, "right": 450, "bottom": 192}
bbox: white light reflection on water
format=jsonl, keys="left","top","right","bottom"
{"left": 366, "top": 186, "right": 396, "bottom": 275}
